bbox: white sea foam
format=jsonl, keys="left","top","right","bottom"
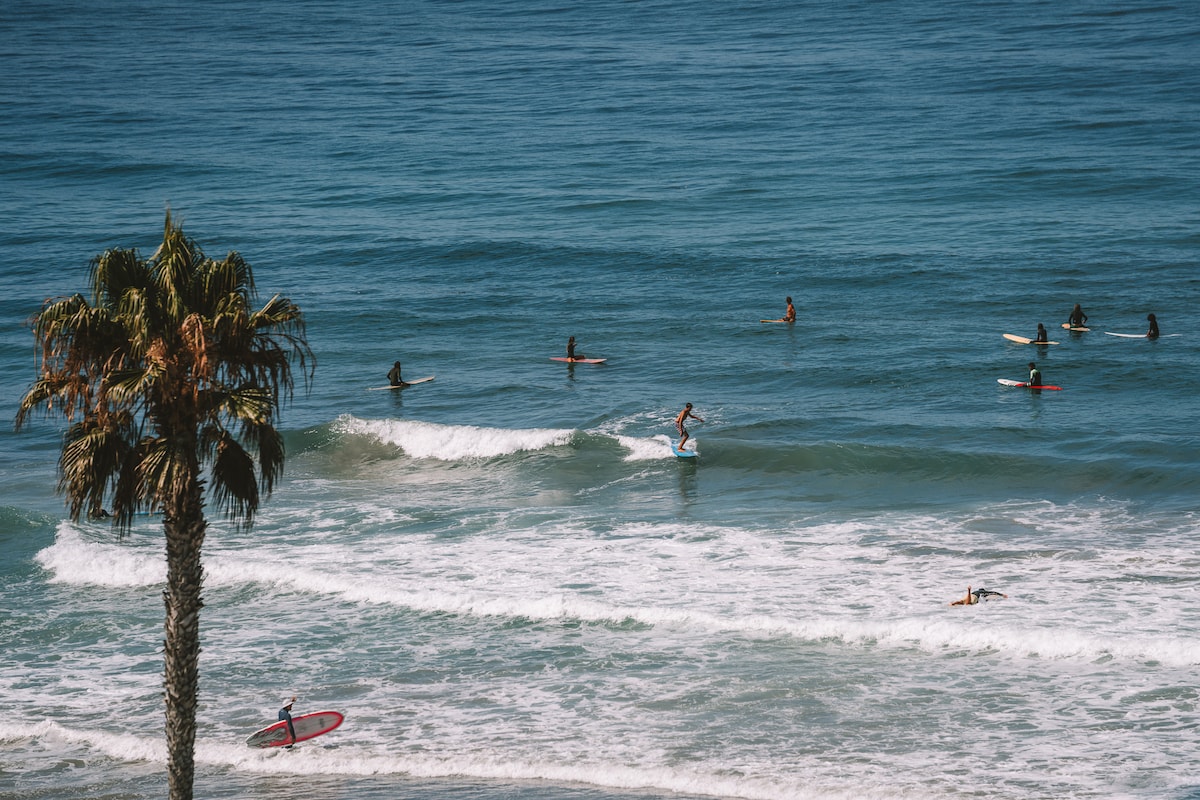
{"left": 615, "top": 433, "right": 681, "bottom": 461}
{"left": 332, "top": 414, "right": 574, "bottom": 460}
{"left": 35, "top": 518, "right": 1200, "bottom": 668}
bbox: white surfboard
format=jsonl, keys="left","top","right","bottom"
{"left": 1003, "top": 333, "right": 1058, "bottom": 345}
{"left": 368, "top": 376, "right": 435, "bottom": 390}
{"left": 1104, "top": 332, "right": 1179, "bottom": 339}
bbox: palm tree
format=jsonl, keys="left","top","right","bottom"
{"left": 16, "top": 211, "right": 313, "bottom": 800}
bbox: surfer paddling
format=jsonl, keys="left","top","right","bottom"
{"left": 950, "top": 586, "right": 1008, "bottom": 606}
{"left": 674, "top": 403, "right": 704, "bottom": 452}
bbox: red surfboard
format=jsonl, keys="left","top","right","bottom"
{"left": 997, "top": 379, "right": 1063, "bottom": 391}
{"left": 246, "top": 711, "right": 344, "bottom": 748}
{"left": 550, "top": 357, "right": 607, "bottom": 364}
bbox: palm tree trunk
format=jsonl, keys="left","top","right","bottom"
{"left": 162, "top": 480, "right": 207, "bottom": 800}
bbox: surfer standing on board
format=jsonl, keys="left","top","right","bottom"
{"left": 387, "top": 360, "right": 403, "bottom": 387}
{"left": 1147, "top": 313, "right": 1159, "bottom": 339}
{"left": 279, "top": 697, "right": 298, "bottom": 747}
{"left": 950, "top": 586, "right": 1008, "bottom": 605}
{"left": 566, "top": 336, "right": 584, "bottom": 361}
{"left": 784, "top": 296, "right": 796, "bottom": 323}
{"left": 675, "top": 403, "right": 704, "bottom": 452}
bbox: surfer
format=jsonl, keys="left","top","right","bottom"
{"left": 1027, "top": 362, "right": 1041, "bottom": 387}
{"left": 279, "top": 697, "right": 298, "bottom": 747}
{"left": 783, "top": 296, "right": 796, "bottom": 323}
{"left": 1034, "top": 323, "right": 1049, "bottom": 343}
{"left": 387, "top": 360, "right": 403, "bottom": 387}
{"left": 566, "top": 336, "right": 584, "bottom": 361}
{"left": 950, "top": 586, "right": 1007, "bottom": 605}
{"left": 675, "top": 403, "right": 704, "bottom": 452}
{"left": 1146, "top": 313, "right": 1159, "bottom": 339}
{"left": 1068, "top": 304, "right": 1088, "bottom": 328}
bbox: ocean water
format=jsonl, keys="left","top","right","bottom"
{"left": 2, "top": 1, "right": 1199, "bottom": 799}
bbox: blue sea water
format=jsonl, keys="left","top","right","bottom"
{"left": 2, "top": 1, "right": 1199, "bottom": 798}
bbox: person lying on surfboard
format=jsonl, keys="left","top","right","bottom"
{"left": 950, "top": 586, "right": 1007, "bottom": 606}
{"left": 279, "top": 696, "right": 298, "bottom": 747}
{"left": 1034, "top": 323, "right": 1049, "bottom": 343}
{"left": 1068, "top": 303, "right": 1088, "bottom": 328}
{"left": 387, "top": 360, "right": 403, "bottom": 387}
{"left": 675, "top": 403, "right": 704, "bottom": 452}
{"left": 566, "top": 336, "right": 585, "bottom": 361}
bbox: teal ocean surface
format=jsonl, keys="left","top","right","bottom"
{"left": 2, "top": 1, "right": 1198, "bottom": 799}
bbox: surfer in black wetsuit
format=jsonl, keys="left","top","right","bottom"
{"left": 950, "top": 586, "right": 1008, "bottom": 605}
{"left": 566, "top": 336, "right": 584, "bottom": 361}
{"left": 1027, "top": 362, "right": 1041, "bottom": 386}
{"left": 387, "top": 360, "right": 403, "bottom": 387}
{"left": 279, "top": 696, "right": 298, "bottom": 746}
{"left": 1068, "top": 304, "right": 1088, "bottom": 328}
{"left": 1034, "top": 323, "right": 1049, "bottom": 343}
{"left": 1147, "top": 313, "right": 1159, "bottom": 339}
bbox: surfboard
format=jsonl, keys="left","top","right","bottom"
{"left": 1061, "top": 324, "right": 1090, "bottom": 331}
{"left": 368, "top": 376, "right": 435, "bottom": 390}
{"left": 1104, "top": 332, "right": 1179, "bottom": 338}
{"left": 998, "top": 379, "right": 1063, "bottom": 390}
{"left": 760, "top": 318, "right": 788, "bottom": 323}
{"left": 671, "top": 442, "right": 699, "bottom": 458}
{"left": 550, "top": 357, "right": 607, "bottom": 364}
{"left": 1003, "top": 334, "right": 1058, "bottom": 345}
{"left": 246, "top": 711, "right": 344, "bottom": 748}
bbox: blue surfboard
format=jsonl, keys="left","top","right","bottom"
{"left": 671, "top": 442, "right": 698, "bottom": 458}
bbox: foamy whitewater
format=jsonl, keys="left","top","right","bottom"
{"left": 2, "top": 1, "right": 1199, "bottom": 799}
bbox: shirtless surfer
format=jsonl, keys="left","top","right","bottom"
{"left": 950, "top": 586, "right": 1008, "bottom": 606}
{"left": 674, "top": 403, "right": 704, "bottom": 452}
{"left": 783, "top": 296, "right": 796, "bottom": 323}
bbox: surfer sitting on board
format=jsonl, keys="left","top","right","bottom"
{"left": 1027, "top": 362, "right": 1041, "bottom": 386}
{"left": 388, "top": 360, "right": 403, "bottom": 387}
{"left": 675, "top": 403, "right": 704, "bottom": 452}
{"left": 1068, "top": 304, "right": 1088, "bottom": 328}
{"left": 784, "top": 296, "right": 796, "bottom": 323}
{"left": 279, "top": 697, "right": 298, "bottom": 747}
{"left": 1034, "top": 323, "right": 1049, "bottom": 343}
{"left": 1147, "top": 313, "right": 1159, "bottom": 339}
{"left": 950, "top": 586, "right": 1008, "bottom": 606}
{"left": 567, "top": 336, "right": 584, "bottom": 361}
